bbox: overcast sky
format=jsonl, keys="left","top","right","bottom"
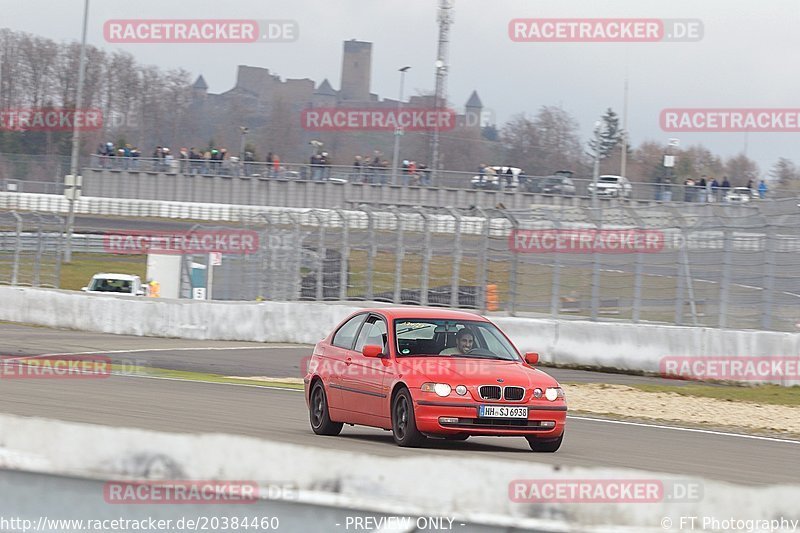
{"left": 5, "top": 0, "right": 800, "bottom": 173}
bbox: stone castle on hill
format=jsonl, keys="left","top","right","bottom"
{"left": 183, "top": 40, "right": 487, "bottom": 166}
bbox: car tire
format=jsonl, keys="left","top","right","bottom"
{"left": 526, "top": 433, "right": 563, "bottom": 452}
{"left": 392, "top": 388, "right": 426, "bottom": 447}
{"left": 309, "top": 381, "right": 343, "bottom": 436}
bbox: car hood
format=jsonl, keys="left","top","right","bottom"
{"left": 396, "top": 356, "right": 559, "bottom": 388}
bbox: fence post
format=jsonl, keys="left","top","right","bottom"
{"left": 719, "top": 228, "right": 733, "bottom": 328}
{"left": 447, "top": 208, "right": 462, "bottom": 308}
{"left": 361, "top": 205, "right": 376, "bottom": 301}
{"left": 312, "top": 211, "right": 327, "bottom": 302}
{"left": 334, "top": 209, "right": 350, "bottom": 301}
{"left": 590, "top": 208, "right": 602, "bottom": 321}
{"left": 475, "top": 207, "right": 491, "bottom": 313}
{"left": 502, "top": 210, "right": 520, "bottom": 316}
{"left": 761, "top": 225, "right": 776, "bottom": 330}
{"left": 33, "top": 222, "right": 44, "bottom": 287}
{"left": 416, "top": 208, "right": 432, "bottom": 306}
{"left": 393, "top": 211, "right": 404, "bottom": 304}
{"left": 11, "top": 212, "right": 22, "bottom": 286}
{"left": 547, "top": 209, "right": 562, "bottom": 318}
{"left": 287, "top": 212, "right": 303, "bottom": 301}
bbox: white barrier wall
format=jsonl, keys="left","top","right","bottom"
{"left": 1, "top": 286, "right": 798, "bottom": 385}
{"left": 1, "top": 412, "right": 798, "bottom": 531}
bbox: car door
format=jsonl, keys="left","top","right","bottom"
{"left": 340, "top": 314, "right": 392, "bottom": 424}
{"left": 324, "top": 313, "right": 367, "bottom": 412}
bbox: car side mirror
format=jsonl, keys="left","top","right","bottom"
{"left": 524, "top": 352, "right": 539, "bottom": 365}
{"left": 362, "top": 345, "right": 383, "bottom": 358}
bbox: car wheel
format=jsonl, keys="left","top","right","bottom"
{"left": 309, "top": 382, "right": 343, "bottom": 436}
{"left": 392, "top": 388, "right": 426, "bottom": 447}
{"left": 526, "top": 433, "right": 563, "bottom": 452}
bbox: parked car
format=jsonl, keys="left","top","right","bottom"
{"left": 305, "top": 308, "right": 567, "bottom": 451}
{"left": 471, "top": 166, "right": 522, "bottom": 191}
{"left": 81, "top": 273, "right": 145, "bottom": 296}
{"left": 587, "top": 175, "right": 632, "bottom": 199}
{"left": 524, "top": 171, "right": 576, "bottom": 196}
{"left": 724, "top": 187, "right": 757, "bottom": 204}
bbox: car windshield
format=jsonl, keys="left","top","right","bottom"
{"left": 599, "top": 176, "right": 620, "bottom": 183}
{"left": 89, "top": 278, "right": 133, "bottom": 293}
{"left": 394, "top": 319, "right": 521, "bottom": 361}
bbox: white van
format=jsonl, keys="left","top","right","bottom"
{"left": 81, "top": 273, "right": 145, "bottom": 296}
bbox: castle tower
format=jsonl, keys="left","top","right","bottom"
{"left": 339, "top": 40, "right": 372, "bottom": 102}
{"left": 465, "top": 90, "right": 483, "bottom": 129}
{"left": 192, "top": 75, "right": 208, "bottom": 101}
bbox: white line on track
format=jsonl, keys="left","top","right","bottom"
{"left": 569, "top": 415, "right": 800, "bottom": 445}
{"left": 7, "top": 353, "right": 798, "bottom": 446}
{"left": 103, "top": 372, "right": 800, "bottom": 446}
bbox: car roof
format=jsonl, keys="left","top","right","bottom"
{"left": 91, "top": 273, "right": 139, "bottom": 281}
{"left": 353, "top": 307, "right": 489, "bottom": 321}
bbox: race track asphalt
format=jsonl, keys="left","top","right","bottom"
{"left": 1, "top": 323, "right": 798, "bottom": 487}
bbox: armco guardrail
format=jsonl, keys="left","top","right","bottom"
{"left": 1, "top": 287, "right": 798, "bottom": 386}
{"left": 2, "top": 412, "right": 798, "bottom": 532}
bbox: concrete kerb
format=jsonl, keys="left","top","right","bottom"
{"left": 0, "top": 287, "right": 798, "bottom": 385}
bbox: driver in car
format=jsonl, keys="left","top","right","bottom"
{"left": 440, "top": 328, "right": 475, "bottom": 355}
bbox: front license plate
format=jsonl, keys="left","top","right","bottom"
{"left": 478, "top": 405, "right": 528, "bottom": 418}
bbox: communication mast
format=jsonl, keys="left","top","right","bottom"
{"left": 430, "top": 0, "right": 454, "bottom": 177}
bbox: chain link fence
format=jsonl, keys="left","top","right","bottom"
{"left": 0, "top": 211, "right": 63, "bottom": 288}
{"left": 3, "top": 202, "right": 800, "bottom": 332}
{"left": 186, "top": 202, "right": 800, "bottom": 332}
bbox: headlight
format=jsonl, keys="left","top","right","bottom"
{"left": 545, "top": 387, "right": 564, "bottom": 401}
{"left": 455, "top": 385, "right": 467, "bottom": 396}
{"left": 421, "top": 383, "right": 452, "bottom": 397}
{"left": 532, "top": 388, "right": 543, "bottom": 399}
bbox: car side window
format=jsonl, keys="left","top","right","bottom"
{"left": 354, "top": 316, "right": 388, "bottom": 354}
{"left": 332, "top": 314, "right": 367, "bottom": 349}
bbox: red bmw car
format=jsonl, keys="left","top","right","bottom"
{"left": 304, "top": 308, "right": 566, "bottom": 451}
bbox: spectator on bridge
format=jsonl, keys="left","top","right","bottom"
{"left": 746, "top": 178, "right": 754, "bottom": 191}
{"left": 684, "top": 177, "right": 696, "bottom": 202}
{"left": 698, "top": 176, "right": 707, "bottom": 203}
{"left": 758, "top": 180, "right": 768, "bottom": 199}
{"left": 272, "top": 153, "right": 280, "bottom": 177}
{"left": 478, "top": 163, "right": 487, "bottom": 185}
{"left": 179, "top": 148, "right": 189, "bottom": 174}
{"left": 505, "top": 167, "right": 514, "bottom": 189}
{"left": 710, "top": 177, "right": 719, "bottom": 202}
{"left": 352, "top": 155, "right": 363, "bottom": 182}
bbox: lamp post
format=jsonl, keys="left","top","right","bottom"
{"left": 591, "top": 121, "right": 602, "bottom": 209}
{"left": 390, "top": 66, "right": 411, "bottom": 186}
{"left": 239, "top": 126, "right": 248, "bottom": 176}
{"left": 64, "top": 0, "right": 90, "bottom": 263}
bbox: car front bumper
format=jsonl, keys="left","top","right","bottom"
{"left": 414, "top": 399, "right": 567, "bottom": 437}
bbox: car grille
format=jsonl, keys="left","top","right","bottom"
{"left": 478, "top": 385, "right": 501, "bottom": 400}
{"left": 478, "top": 385, "right": 526, "bottom": 401}
{"left": 504, "top": 386, "right": 525, "bottom": 401}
